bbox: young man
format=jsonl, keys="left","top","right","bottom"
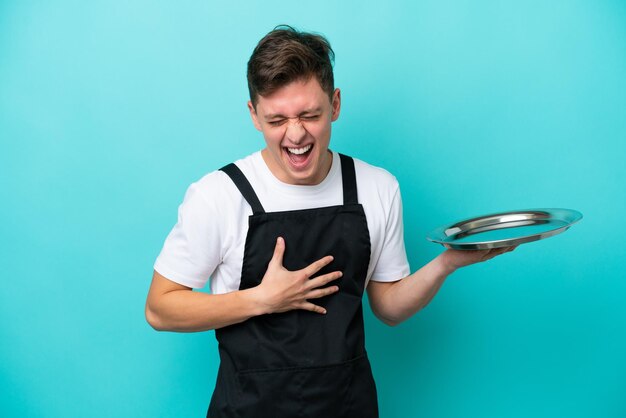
{"left": 146, "top": 26, "right": 514, "bottom": 418}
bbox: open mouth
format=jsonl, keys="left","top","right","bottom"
{"left": 284, "top": 144, "right": 313, "bottom": 167}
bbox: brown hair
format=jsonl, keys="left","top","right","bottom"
{"left": 247, "top": 25, "right": 335, "bottom": 108}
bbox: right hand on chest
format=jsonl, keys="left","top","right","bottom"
{"left": 253, "top": 237, "right": 342, "bottom": 315}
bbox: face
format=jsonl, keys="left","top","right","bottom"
{"left": 248, "top": 77, "right": 341, "bottom": 185}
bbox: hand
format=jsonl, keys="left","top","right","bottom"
{"left": 440, "top": 245, "right": 517, "bottom": 273}
{"left": 254, "top": 237, "right": 342, "bottom": 315}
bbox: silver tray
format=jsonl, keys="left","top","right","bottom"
{"left": 427, "top": 208, "right": 583, "bottom": 250}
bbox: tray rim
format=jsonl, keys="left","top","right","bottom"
{"left": 426, "top": 208, "right": 583, "bottom": 250}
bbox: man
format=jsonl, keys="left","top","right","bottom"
{"left": 146, "top": 26, "right": 514, "bottom": 417}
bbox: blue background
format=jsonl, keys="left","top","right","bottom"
{"left": 2, "top": 1, "right": 625, "bottom": 417}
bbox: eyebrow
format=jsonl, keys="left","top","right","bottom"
{"left": 263, "top": 107, "right": 323, "bottom": 120}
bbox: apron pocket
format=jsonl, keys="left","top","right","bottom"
{"left": 235, "top": 353, "right": 378, "bottom": 418}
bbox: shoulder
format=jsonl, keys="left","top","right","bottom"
{"left": 189, "top": 169, "right": 232, "bottom": 205}
{"left": 184, "top": 152, "right": 260, "bottom": 213}
{"left": 351, "top": 156, "right": 400, "bottom": 196}
{"left": 195, "top": 152, "right": 260, "bottom": 196}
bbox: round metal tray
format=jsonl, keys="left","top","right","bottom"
{"left": 426, "top": 208, "right": 583, "bottom": 250}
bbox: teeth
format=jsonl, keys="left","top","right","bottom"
{"left": 287, "top": 144, "right": 312, "bottom": 155}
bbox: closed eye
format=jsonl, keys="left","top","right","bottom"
{"left": 267, "top": 115, "right": 320, "bottom": 126}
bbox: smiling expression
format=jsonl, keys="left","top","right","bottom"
{"left": 248, "top": 77, "right": 341, "bottom": 185}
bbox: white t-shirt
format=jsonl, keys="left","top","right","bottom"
{"left": 154, "top": 151, "right": 410, "bottom": 294}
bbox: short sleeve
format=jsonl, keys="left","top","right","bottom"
{"left": 369, "top": 186, "right": 410, "bottom": 282}
{"left": 153, "top": 180, "right": 223, "bottom": 289}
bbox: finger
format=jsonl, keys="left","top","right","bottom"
{"left": 269, "top": 237, "right": 285, "bottom": 266}
{"left": 494, "top": 246, "right": 515, "bottom": 255}
{"left": 302, "top": 255, "right": 335, "bottom": 277}
{"left": 306, "top": 285, "right": 340, "bottom": 300}
{"left": 481, "top": 248, "right": 503, "bottom": 261}
{"left": 486, "top": 246, "right": 514, "bottom": 259}
{"left": 478, "top": 249, "right": 495, "bottom": 261}
{"left": 299, "top": 302, "right": 327, "bottom": 315}
{"left": 307, "top": 271, "right": 343, "bottom": 289}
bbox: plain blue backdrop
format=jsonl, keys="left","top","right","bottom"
{"left": 1, "top": 1, "right": 625, "bottom": 417}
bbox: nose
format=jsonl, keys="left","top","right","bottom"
{"left": 285, "top": 119, "right": 306, "bottom": 144}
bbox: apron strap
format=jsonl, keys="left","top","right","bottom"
{"left": 220, "top": 163, "right": 265, "bottom": 214}
{"left": 339, "top": 153, "right": 358, "bottom": 205}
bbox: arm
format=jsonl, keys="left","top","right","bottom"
{"left": 145, "top": 237, "right": 342, "bottom": 332}
{"left": 367, "top": 246, "right": 516, "bottom": 327}
{"left": 145, "top": 270, "right": 264, "bottom": 332}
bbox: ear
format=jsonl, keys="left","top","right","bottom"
{"left": 331, "top": 88, "right": 341, "bottom": 122}
{"left": 248, "top": 101, "right": 262, "bottom": 131}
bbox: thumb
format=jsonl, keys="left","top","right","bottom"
{"left": 270, "top": 236, "right": 285, "bottom": 267}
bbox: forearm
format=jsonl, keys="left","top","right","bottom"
{"left": 146, "top": 287, "right": 265, "bottom": 333}
{"left": 146, "top": 241, "right": 342, "bottom": 333}
{"left": 369, "top": 253, "right": 456, "bottom": 326}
